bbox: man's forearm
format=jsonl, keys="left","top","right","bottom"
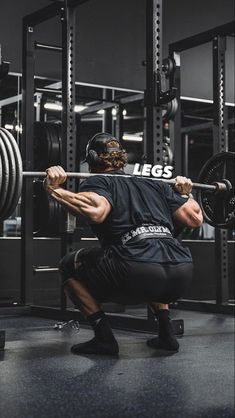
{"left": 46, "top": 186, "right": 108, "bottom": 223}
{"left": 47, "top": 187, "right": 85, "bottom": 217}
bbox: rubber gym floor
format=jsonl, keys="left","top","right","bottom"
{"left": 0, "top": 310, "right": 234, "bottom": 418}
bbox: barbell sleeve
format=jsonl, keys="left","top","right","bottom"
{"left": 22, "top": 171, "right": 222, "bottom": 192}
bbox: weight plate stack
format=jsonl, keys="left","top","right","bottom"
{"left": 198, "top": 152, "right": 235, "bottom": 228}
{"left": 0, "top": 128, "right": 23, "bottom": 221}
{"left": 33, "top": 181, "right": 61, "bottom": 237}
{"left": 34, "top": 122, "right": 62, "bottom": 170}
{"left": 0, "top": 128, "right": 23, "bottom": 220}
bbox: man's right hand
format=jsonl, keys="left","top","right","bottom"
{"left": 43, "top": 166, "right": 67, "bottom": 194}
{"left": 174, "top": 176, "right": 193, "bottom": 196}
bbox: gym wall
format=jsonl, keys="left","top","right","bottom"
{"left": 0, "top": 0, "right": 234, "bottom": 100}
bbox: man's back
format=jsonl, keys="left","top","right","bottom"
{"left": 79, "top": 172, "right": 192, "bottom": 263}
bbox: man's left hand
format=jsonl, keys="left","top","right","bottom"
{"left": 174, "top": 176, "right": 193, "bottom": 196}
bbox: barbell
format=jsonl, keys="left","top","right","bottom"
{"left": 0, "top": 127, "right": 234, "bottom": 228}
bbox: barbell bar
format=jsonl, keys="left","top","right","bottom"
{"left": 23, "top": 171, "right": 226, "bottom": 192}
{"left": 0, "top": 127, "right": 234, "bottom": 228}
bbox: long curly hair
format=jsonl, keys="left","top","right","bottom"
{"left": 92, "top": 141, "right": 128, "bottom": 171}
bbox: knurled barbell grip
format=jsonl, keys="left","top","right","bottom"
{"left": 22, "top": 171, "right": 226, "bottom": 192}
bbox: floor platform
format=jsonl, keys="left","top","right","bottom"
{"left": 0, "top": 311, "right": 234, "bottom": 418}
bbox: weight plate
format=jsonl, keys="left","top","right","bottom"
{"left": 0, "top": 129, "right": 17, "bottom": 220}
{"left": 0, "top": 150, "right": 2, "bottom": 199}
{"left": 0, "top": 134, "right": 10, "bottom": 221}
{"left": 34, "top": 122, "right": 51, "bottom": 170}
{"left": 33, "top": 181, "right": 60, "bottom": 236}
{"left": 46, "top": 123, "right": 53, "bottom": 167}
{"left": 54, "top": 124, "right": 62, "bottom": 165}
{"left": 198, "top": 152, "right": 235, "bottom": 229}
{"left": 48, "top": 124, "right": 61, "bottom": 167}
{"left": 34, "top": 122, "right": 62, "bottom": 170}
{"left": 0, "top": 128, "right": 23, "bottom": 220}
{"left": 163, "top": 144, "right": 173, "bottom": 166}
{"left": 163, "top": 98, "right": 178, "bottom": 121}
{"left": 162, "top": 58, "right": 175, "bottom": 78}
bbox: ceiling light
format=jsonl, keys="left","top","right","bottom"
{"left": 44, "top": 103, "right": 62, "bottom": 111}
{"left": 5, "top": 124, "right": 14, "bottom": 130}
{"left": 74, "top": 105, "right": 87, "bottom": 112}
{"left": 122, "top": 134, "right": 143, "bottom": 142}
{"left": 44, "top": 103, "right": 87, "bottom": 112}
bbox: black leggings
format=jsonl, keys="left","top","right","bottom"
{"left": 59, "top": 247, "right": 193, "bottom": 304}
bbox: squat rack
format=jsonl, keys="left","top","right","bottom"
{"left": 168, "top": 20, "right": 235, "bottom": 314}
{"left": 20, "top": 0, "right": 234, "bottom": 335}
{"left": 20, "top": 0, "right": 185, "bottom": 333}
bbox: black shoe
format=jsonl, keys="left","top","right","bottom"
{"left": 71, "top": 337, "right": 119, "bottom": 356}
{"left": 147, "top": 336, "right": 179, "bottom": 352}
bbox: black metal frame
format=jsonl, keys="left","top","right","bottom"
{"left": 21, "top": 0, "right": 80, "bottom": 307}
{"left": 20, "top": 2, "right": 234, "bottom": 337}
{"left": 19, "top": 0, "right": 186, "bottom": 333}
{"left": 145, "top": 0, "right": 164, "bottom": 165}
{"left": 168, "top": 21, "right": 235, "bottom": 314}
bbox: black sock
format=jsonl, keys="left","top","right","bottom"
{"left": 87, "top": 310, "right": 116, "bottom": 342}
{"left": 147, "top": 309, "right": 179, "bottom": 351}
{"left": 71, "top": 311, "right": 119, "bottom": 356}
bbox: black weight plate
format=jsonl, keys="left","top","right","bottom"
{"left": 50, "top": 124, "right": 61, "bottom": 166}
{"left": 57, "top": 124, "right": 62, "bottom": 164}
{"left": 0, "top": 128, "right": 23, "bottom": 220}
{"left": 33, "top": 181, "right": 60, "bottom": 236}
{"left": 0, "top": 130, "right": 13, "bottom": 220}
{"left": 34, "top": 122, "right": 62, "bottom": 170}
{"left": 0, "top": 135, "right": 10, "bottom": 217}
{"left": 48, "top": 197, "right": 60, "bottom": 236}
{"left": 46, "top": 123, "right": 53, "bottom": 167}
{"left": 0, "top": 129, "right": 16, "bottom": 220}
{"left": 33, "top": 181, "right": 49, "bottom": 235}
{"left": 0, "top": 150, "right": 2, "bottom": 197}
{"left": 34, "top": 122, "right": 51, "bottom": 170}
{"left": 198, "top": 152, "right": 235, "bottom": 229}
{"left": 47, "top": 124, "right": 60, "bottom": 167}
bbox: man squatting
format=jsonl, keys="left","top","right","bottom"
{"left": 43, "top": 132, "right": 203, "bottom": 356}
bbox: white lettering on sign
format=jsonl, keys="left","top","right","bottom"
{"left": 142, "top": 164, "right": 152, "bottom": 176}
{"left": 151, "top": 165, "right": 163, "bottom": 178}
{"left": 132, "top": 164, "right": 174, "bottom": 179}
{"left": 133, "top": 163, "right": 142, "bottom": 175}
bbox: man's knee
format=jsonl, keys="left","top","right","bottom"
{"left": 59, "top": 252, "right": 77, "bottom": 286}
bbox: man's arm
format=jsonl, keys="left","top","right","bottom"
{"left": 43, "top": 166, "right": 111, "bottom": 223}
{"left": 172, "top": 198, "right": 203, "bottom": 228}
{"left": 172, "top": 176, "right": 203, "bottom": 229}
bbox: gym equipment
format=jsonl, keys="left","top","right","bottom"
{"left": 33, "top": 181, "right": 61, "bottom": 236}
{"left": 0, "top": 128, "right": 234, "bottom": 228}
{"left": 163, "top": 136, "right": 173, "bottom": 165}
{"left": 162, "top": 57, "right": 175, "bottom": 78}
{"left": 198, "top": 152, "right": 235, "bottom": 229}
{"left": 162, "top": 98, "right": 178, "bottom": 121}
{"left": 34, "top": 122, "right": 62, "bottom": 170}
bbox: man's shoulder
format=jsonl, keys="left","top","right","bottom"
{"left": 79, "top": 174, "right": 111, "bottom": 191}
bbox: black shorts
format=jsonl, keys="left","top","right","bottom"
{"left": 59, "top": 247, "right": 193, "bottom": 304}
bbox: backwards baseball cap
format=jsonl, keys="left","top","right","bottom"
{"left": 83, "top": 132, "right": 122, "bottom": 164}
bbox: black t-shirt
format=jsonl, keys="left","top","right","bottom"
{"left": 79, "top": 170, "right": 192, "bottom": 263}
